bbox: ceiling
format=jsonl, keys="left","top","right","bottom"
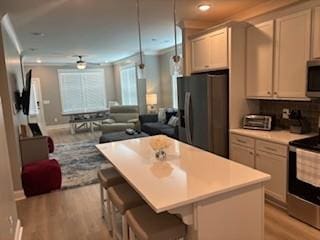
{"left": 1, "top": 0, "right": 270, "bottom": 64}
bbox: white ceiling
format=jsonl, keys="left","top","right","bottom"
{"left": 1, "top": 0, "right": 269, "bottom": 64}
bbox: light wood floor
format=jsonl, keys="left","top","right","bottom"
{"left": 17, "top": 184, "right": 320, "bottom": 240}
{"left": 20, "top": 128, "right": 317, "bottom": 240}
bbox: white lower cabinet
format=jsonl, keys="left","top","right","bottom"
{"left": 255, "top": 150, "right": 287, "bottom": 202}
{"left": 230, "top": 143, "right": 255, "bottom": 168}
{"left": 230, "top": 133, "right": 288, "bottom": 204}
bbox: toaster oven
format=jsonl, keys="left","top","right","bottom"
{"left": 243, "top": 115, "right": 272, "bottom": 131}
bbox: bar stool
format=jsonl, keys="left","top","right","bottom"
{"left": 97, "top": 168, "right": 126, "bottom": 230}
{"left": 108, "top": 183, "right": 145, "bottom": 240}
{"left": 125, "top": 205, "right": 187, "bottom": 240}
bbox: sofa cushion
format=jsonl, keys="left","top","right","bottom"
{"left": 141, "top": 122, "right": 171, "bottom": 136}
{"left": 112, "top": 113, "right": 139, "bottom": 123}
{"left": 159, "top": 127, "right": 176, "bottom": 138}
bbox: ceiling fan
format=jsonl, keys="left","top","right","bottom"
{"left": 74, "top": 55, "right": 101, "bottom": 69}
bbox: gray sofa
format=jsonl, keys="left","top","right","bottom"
{"left": 139, "top": 110, "right": 178, "bottom": 139}
{"left": 101, "top": 105, "right": 140, "bottom": 134}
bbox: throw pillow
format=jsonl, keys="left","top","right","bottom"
{"left": 168, "top": 116, "right": 179, "bottom": 127}
{"left": 158, "top": 108, "right": 166, "bottom": 123}
{"left": 165, "top": 110, "right": 178, "bottom": 124}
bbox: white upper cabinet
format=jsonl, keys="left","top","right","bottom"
{"left": 191, "top": 27, "right": 228, "bottom": 73}
{"left": 274, "top": 10, "right": 311, "bottom": 99}
{"left": 246, "top": 21, "right": 274, "bottom": 98}
{"left": 312, "top": 7, "right": 320, "bottom": 59}
{"left": 191, "top": 35, "right": 211, "bottom": 72}
{"left": 210, "top": 28, "right": 228, "bottom": 69}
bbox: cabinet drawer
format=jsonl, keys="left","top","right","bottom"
{"left": 230, "top": 134, "right": 254, "bottom": 148}
{"left": 256, "top": 140, "right": 287, "bottom": 157}
{"left": 230, "top": 144, "right": 255, "bottom": 168}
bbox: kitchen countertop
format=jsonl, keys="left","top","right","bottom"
{"left": 230, "top": 128, "right": 317, "bottom": 145}
{"left": 96, "top": 135, "right": 270, "bottom": 213}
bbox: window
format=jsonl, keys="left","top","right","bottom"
{"left": 120, "top": 65, "right": 138, "bottom": 105}
{"left": 29, "top": 81, "right": 39, "bottom": 116}
{"left": 58, "top": 69, "right": 106, "bottom": 114}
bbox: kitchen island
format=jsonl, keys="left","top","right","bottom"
{"left": 96, "top": 135, "right": 270, "bottom": 240}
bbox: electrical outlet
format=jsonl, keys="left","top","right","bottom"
{"left": 54, "top": 118, "right": 58, "bottom": 123}
{"left": 282, "top": 108, "right": 290, "bottom": 119}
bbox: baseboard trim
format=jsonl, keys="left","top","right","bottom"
{"left": 46, "top": 123, "right": 70, "bottom": 130}
{"left": 14, "top": 190, "right": 25, "bottom": 201}
{"left": 15, "top": 219, "right": 23, "bottom": 240}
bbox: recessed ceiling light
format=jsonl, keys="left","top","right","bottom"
{"left": 197, "top": 3, "right": 211, "bottom": 12}
{"left": 104, "top": 60, "right": 109, "bottom": 63}
{"left": 36, "top": 59, "right": 42, "bottom": 63}
{"left": 152, "top": 38, "right": 157, "bottom": 42}
{"left": 31, "top": 32, "right": 45, "bottom": 37}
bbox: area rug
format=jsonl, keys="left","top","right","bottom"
{"left": 51, "top": 140, "right": 112, "bottom": 190}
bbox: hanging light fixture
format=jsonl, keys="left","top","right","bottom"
{"left": 76, "top": 56, "right": 87, "bottom": 70}
{"left": 136, "top": 0, "right": 145, "bottom": 71}
{"left": 172, "top": 0, "right": 182, "bottom": 75}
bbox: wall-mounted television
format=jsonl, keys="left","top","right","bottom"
{"left": 15, "top": 69, "right": 32, "bottom": 115}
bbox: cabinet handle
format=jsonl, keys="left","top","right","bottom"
{"left": 274, "top": 91, "right": 278, "bottom": 95}
{"left": 205, "top": 65, "right": 210, "bottom": 68}
{"left": 249, "top": 152, "right": 253, "bottom": 155}
{"left": 256, "top": 153, "right": 260, "bottom": 157}
{"left": 267, "top": 91, "right": 271, "bottom": 95}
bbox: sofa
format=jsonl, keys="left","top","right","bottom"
{"left": 139, "top": 110, "right": 178, "bottom": 139}
{"left": 101, "top": 105, "right": 140, "bottom": 134}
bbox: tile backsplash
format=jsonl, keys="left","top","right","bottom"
{"left": 259, "top": 100, "right": 320, "bottom": 132}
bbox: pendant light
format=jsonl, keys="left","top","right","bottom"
{"left": 172, "top": 0, "right": 182, "bottom": 75}
{"left": 136, "top": 0, "right": 145, "bottom": 72}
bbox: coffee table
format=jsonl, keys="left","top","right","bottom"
{"left": 99, "top": 131, "right": 149, "bottom": 144}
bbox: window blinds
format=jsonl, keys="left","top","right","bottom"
{"left": 58, "top": 69, "right": 106, "bottom": 113}
{"left": 120, "top": 66, "right": 138, "bottom": 105}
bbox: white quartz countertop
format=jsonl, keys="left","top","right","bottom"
{"left": 96, "top": 135, "right": 270, "bottom": 213}
{"left": 230, "top": 128, "right": 317, "bottom": 145}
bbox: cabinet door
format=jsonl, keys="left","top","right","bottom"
{"left": 274, "top": 10, "right": 311, "bottom": 99}
{"left": 246, "top": 21, "right": 274, "bottom": 98}
{"left": 312, "top": 7, "right": 320, "bottom": 59}
{"left": 210, "top": 27, "right": 228, "bottom": 69}
{"left": 191, "top": 35, "right": 211, "bottom": 72}
{"left": 255, "top": 151, "right": 287, "bottom": 203}
{"left": 230, "top": 143, "right": 255, "bottom": 168}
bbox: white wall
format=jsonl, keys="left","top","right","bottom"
{"left": 27, "top": 65, "right": 117, "bottom": 126}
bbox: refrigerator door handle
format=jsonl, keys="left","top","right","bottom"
{"left": 184, "top": 92, "right": 192, "bottom": 144}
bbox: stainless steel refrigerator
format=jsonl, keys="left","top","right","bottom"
{"left": 177, "top": 72, "right": 229, "bottom": 157}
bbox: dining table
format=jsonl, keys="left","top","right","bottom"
{"left": 96, "top": 135, "right": 270, "bottom": 240}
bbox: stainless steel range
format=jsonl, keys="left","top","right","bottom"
{"left": 288, "top": 136, "right": 320, "bottom": 229}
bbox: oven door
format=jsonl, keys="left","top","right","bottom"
{"left": 307, "top": 60, "right": 320, "bottom": 98}
{"left": 288, "top": 146, "right": 320, "bottom": 205}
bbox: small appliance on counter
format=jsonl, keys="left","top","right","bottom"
{"left": 306, "top": 59, "right": 320, "bottom": 98}
{"left": 289, "top": 110, "right": 310, "bottom": 134}
{"left": 243, "top": 115, "right": 273, "bottom": 131}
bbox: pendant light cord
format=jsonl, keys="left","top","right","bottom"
{"left": 173, "top": 0, "right": 178, "bottom": 58}
{"left": 136, "top": 0, "right": 144, "bottom": 69}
